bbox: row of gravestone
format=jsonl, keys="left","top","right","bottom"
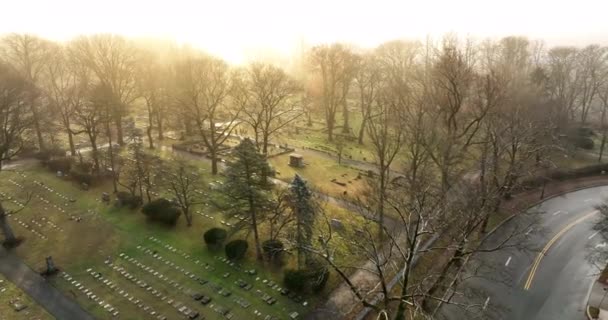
{"left": 147, "top": 236, "right": 306, "bottom": 316}
{"left": 61, "top": 272, "right": 120, "bottom": 318}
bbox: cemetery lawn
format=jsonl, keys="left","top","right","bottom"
{"left": 0, "top": 273, "right": 54, "bottom": 320}
{"left": 269, "top": 149, "right": 370, "bottom": 200}
{"left": 0, "top": 160, "right": 374, "bottom": 320}
{"left": 0, "top": 165, "right": 310, "bottom": 320}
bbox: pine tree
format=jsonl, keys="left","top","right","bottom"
{"left": 289, "top": 174, "right": 316, "bottom": 269}
{"left": 223, "top": 138, "right": 272, "bottom": 260}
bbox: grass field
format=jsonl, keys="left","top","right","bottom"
{"left": 0, "top": 150, "right": 378, "bottom": 320}
{"left": 0, "top": 165, "right": 311, "bottom": 319}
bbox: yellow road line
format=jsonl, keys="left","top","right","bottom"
{"left": 523, "top": 210, "right": 598, "bottom": 290}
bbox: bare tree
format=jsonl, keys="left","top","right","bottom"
{"left": 69, "top": 34, "right": 139, "bottom": 145}
{"left": 308, "top": 44, "right": 357, "bottom": 141}
{"left": 166, "top": 159, "right": 203, "bottom": 227}
{"left": 136, "top": 51, "right": 172, "bottom": 148}
{"left": 354, "top": 53, "right": 381, "bottom": 144}
{"left": 545, "top": 46, "right": 581, "bottom": 126}
{"left": 235, "top": 63, "right": 302, "bottom": 154}
{"left": 72, "top": 83, "right": 105, "bottom": 173}
{"left": 174, "top": 55, "right": 240, "bottom": 174}
{"left": 576, "top": 45, "right": 607, "bottom": 125}
{"left": 44, "top": 44, "right": 88, "bottom": 156}
{"left": 425, "top": 37, "right": 484, "bottom": 193}
{"left": 1, "top": 34, "right": 52, "bottom": 150}
{"left": 0, "top": 62, "right": 34, "bottom": 170}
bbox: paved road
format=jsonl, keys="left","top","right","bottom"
{"left": 0, "top": 247, "right": 96, "bottom": 320}
{"left": 440, "top": 186, "right": 608, "bottom": 320}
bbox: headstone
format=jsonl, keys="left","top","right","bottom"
{"left": 57, "top": 171, "right": 63, "bottom": 177}
{"left": 44, "top": 256, "right": 58, "bottom": 276}
{"left": 289, "top": 154, "right": 304, "bottom": 167}
{"left": 330, "top": 219, "right": 344, "bottom": 230}
{"left": 81, "top": 182, "right": 89, "bottom": 191}
{"left": 101, "top": 192, "right": 110, "bottom": 203}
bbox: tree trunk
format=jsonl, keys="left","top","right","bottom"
{"left": 210, "top": 149, "right": 218, "bottom": 175}
{"left": 600, "top": 130, "right": 607, "bottom": 163}
{"left": 249, "top": 196, "right": 263, "bottom": 261}
{"left": 31, "top": 103, "right": 45, "bottom": 151}
{"left": 342, "top": 99, "right": 350, "bottom": 134}
{"left": 90, "top": 135, "right": 100, "bottom": 173}
{"left": 106, "top": 120, "right": 118, "bottom": 193}
{"left": 423, "top": 249, "right": 460, "bottom": 311}
{"left": 0, "top": 203, "right": 16, "bottom": 244}
{"left": 262, "top": 134, "right": 269, "bottom": 156}
{"left": 115, "top": 115, "right": 124, "bottom": 145}
{"left": 147, "top": 126, "right": 154, "bottom": 149}
{"left": 327, "top": 122, "right": 334, "bottom": 142}
{"left": 67, "top": 128, "right": 76, "bottom": 156}
{"left": 157, "top": 115, "right": 164, "bottom": 140}
{"left": 184, "top": 117, "right": 193, "bottom": 136}
{"left": 358, "top": 117, "right": 367, "bottom": 145}
{"left": 185, "top": 208, "right": 192, "bottom": 227}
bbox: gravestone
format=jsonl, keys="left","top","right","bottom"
{"left": 42, "top": 256, "right": 59, "bottom": 276}
{"left": 101, "top": 192, "right": 110, "bottom": 203}
{"left": 289, "top": 154, "right": 303, "bottom": 167}
{"left": 81, "top": 182, "right": 89, "bottom": 191}
{"left": 330, "top": 219, "right": 344, "bottom": 230}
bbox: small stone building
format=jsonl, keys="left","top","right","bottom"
{"left": 289, "top": 154, "right": 304, "bottom": 167}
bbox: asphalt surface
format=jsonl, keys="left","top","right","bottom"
{"left": 440, "top": 186, "right": 608, "bottom": 320}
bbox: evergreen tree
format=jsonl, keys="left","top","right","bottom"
{"left": 223, "top": 138, "right": 272, "bottom": 260}
{"left": 289, "top": 174, "right": 316, "bottom": 269}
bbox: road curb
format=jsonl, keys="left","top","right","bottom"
{"left": 512, "top": 181, "right": 608, "bottom": 212}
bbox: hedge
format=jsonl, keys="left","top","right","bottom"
{"left": 204, "top": 228, "right": 228, "bottom": 250}
{"left": 225, "top": 239, "right": 248, "bottom": 260}
{"left": 116, "top": 191, "right": 142, "bottom": 209}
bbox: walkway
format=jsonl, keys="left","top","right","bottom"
{"left": 0, "top": 247, "right": 96, "bottom": 320}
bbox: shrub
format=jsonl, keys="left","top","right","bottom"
{"left": 142, "top": 198, "right": 181, "bottom": 226}
{"left": 203, "top": 228, "right": 228, "bottom": 250}
{"left": 573, "top": 136, "right": 594, "bottom": 150}
{"left": 47, "top": 157, "right": 72, "bottom": 173}
{"left": 35, "top": 147, "right": 66, "bottom": 161}
{"left": 116, "top": 191, "right": 142, "bottom": 209}
{"left": 225, "top": 239, "right": 248, "bottom": 260}
{"left": 71, "top": 170, "right": 93, "bottom": 185}
{"left": 283, "top": 269, "right": 309, "bottom": 293}
{"left": 262, "top": 239, "right": 284, "bottom": 261}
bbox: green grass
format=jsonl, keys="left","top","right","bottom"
{"left": 0, "top": 153, "right": 378, "bottom": 320}
{"left": 269, "top": 149, "right": 369, "bottom": 200}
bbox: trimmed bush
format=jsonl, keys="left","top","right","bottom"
{"left": 47, "top": 157, "right": 72, "bottom": 173}
{"left": 142, "top": 198, "right": 181, "bottom": 226}
{"left": 283, "top": 269, "right": 309, "bottom": 293}
{"left": 71, "top": 170, "right": 93, "bottom": 185}
{"left": 225, "top": 239, "right": 248, "bottom": 260}
{"left": 116, "top": 191, "right": 142, "bottom": 209}
{"left": 204, "top": 228, "right": 228, "bottom": 250}
{"left": 262, "top": 239, "right": 284, "bottom": 261}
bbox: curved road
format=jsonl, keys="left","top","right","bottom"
{"left": 441, "top": 185, "right": 608, "bottom": 320}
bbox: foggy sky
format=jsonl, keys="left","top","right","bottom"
{"left": 2, "top": 0, "right": 607, "bottom": 63}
